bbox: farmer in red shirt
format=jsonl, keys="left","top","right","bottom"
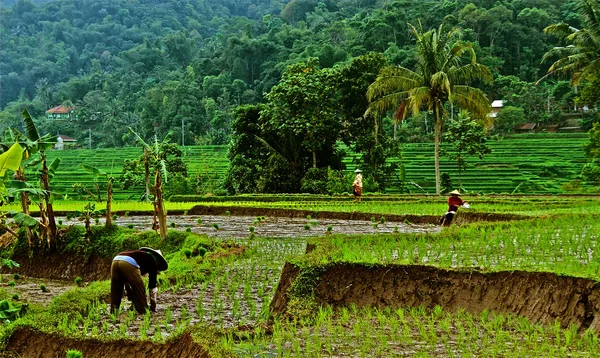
{"left": 440, "top": 190, "right": 468, "bottom": 226}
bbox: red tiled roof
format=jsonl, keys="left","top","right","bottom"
{"left": 57, "top": 135, "right": 77, "bottom": 142}
{"left": 46, "top": 105, "right": 74, "bottom": 114}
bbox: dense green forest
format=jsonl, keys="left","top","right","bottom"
{"left": 2, "top": 0, "right": 600, "bottom": 193}
{"left": 1, "top": 0, "right": 592, "bottom": 142}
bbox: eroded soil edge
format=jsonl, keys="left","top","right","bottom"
{"left": 4, "top": 328, "right": 209, "bottom": 358}
{"left": 272, "top": 263, "right": 600, "bottom": 332}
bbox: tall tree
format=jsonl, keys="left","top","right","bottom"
{"left": 540, "top": 0, "right": 600, "bottom": 85}
{"left": 367, "top": 21, "right": 492, "bottom": 195}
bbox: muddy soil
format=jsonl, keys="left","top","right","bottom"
{"left": 56, "top": 214, "right": 440, "bottom": 238}
{"left": 0, "top": 274, "right": 75, "bottom": 306}
{"left": 272, "top": 263, "right": 600, "bottom": 332}
{"left": 4, "top": 328, "right": 209, "bottom": 358}
{"left": 187, "top": 205, "right": 524, "bottom": 224}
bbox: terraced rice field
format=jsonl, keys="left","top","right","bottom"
{"left": 42, "top": 134, "right": 591, "bottom": 201}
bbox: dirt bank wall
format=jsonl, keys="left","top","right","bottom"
{"left": 273, "top": 263, "right": 600, "bottom": 332}
{"left": 4, "top": 328, "right": 210, "bottom": 358}
{"left": 189, "top": 205, "right": 522, "bottom": 224}
{"left": 4, "top": 253, "right": 111, "bottom": 281}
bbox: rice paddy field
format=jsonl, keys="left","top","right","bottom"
{"left": 42, "top": 134, "right": 594, "bottom": 201}
{"left": 0, "top": 194, "right": 599, "bottom": 357}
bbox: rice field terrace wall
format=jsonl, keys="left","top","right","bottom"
{"left": 43, "top": 134, "right": 592, "bottom": 198}
{"left": 271, "top": 263, "right": 600, "bottom": 332}
{"left": 5, "top": 328, "right": 210, "bottom": 358}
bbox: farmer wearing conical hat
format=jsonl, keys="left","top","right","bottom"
{"left": 352, "top": 169, "right": 363, "bottom": 202}
{"left": 440, "top": 190, "right": 469, "bottom": 226}
{"left": 110, "top": 247, "right": 168, "bottom": 314}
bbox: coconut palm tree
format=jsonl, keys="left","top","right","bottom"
{"left": 367, "top": 21, "right": 492, "bottom": 195}
{"left": 539, "top": 0, "right": 600, "bottom": 85}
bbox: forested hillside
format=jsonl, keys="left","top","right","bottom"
{"left": 0, "top": 0, "right": 587, "bottom": 146}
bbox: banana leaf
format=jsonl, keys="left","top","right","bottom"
{"left": 21, "top": 109, "right": 39, "bottom": 142}
{"left": 0, "top": 143, "right": 23, "bottom": 177}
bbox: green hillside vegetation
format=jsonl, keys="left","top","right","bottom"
{"left": 42, "top": 134, "right": 590, "bottom": 200}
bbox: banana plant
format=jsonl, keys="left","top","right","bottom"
{"left": 129, "top": 128, "right": 172, "bottom": 240}
{"left": 0, "top": 142, "right": 24, "bottom": 238}
{"left": 81, "top": 164, "right": 114, "bottom": 228}
{"left": 8, "top": 109, "right": 59, "bottom": 247}
{"left": 74, "top": 202, "right": 106, "bottom": 237}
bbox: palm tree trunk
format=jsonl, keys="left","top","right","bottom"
{"left": 312, "top": 151, "right": 316, "bottom": 168}
{"left": 105, "top": 178, "right": 113, "bottom": 228}
{"left": 434, "top": 106, "right": 441, "bottom": 196}
{"left": 155, "top": 171, "right": 167, "bottom": 240}
{"left": 144, "top": 148, "right": 150, "bottom": 199}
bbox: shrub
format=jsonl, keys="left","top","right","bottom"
{"left": 58, "top": 220, "right": 63, "bottom": 225}
{"left": 66, "top": 349, "right": 83, "bottom": 358}
{"left": 225, "top": 211, "right": 230, "bottom": 216}
{"left": 8, "top": 281, "right": 15, "bottom": 287}
{"left": 304, "top": 224, "right": 310, "bottom": 230}
{"left": 12, "top": 274, "right": 19, "bottom": 280}
{"left": 127, "top": 224, "right": 134, "bottom": 229}
{"left": 40, "top": 284, "right": 48, "bottom": 292}
{"left": 248, "top": 226, "right": 255, "bottom": 233}
{"left": 197, "top": 247, "right": 208, "bottom": 257}
{"left": 11, "top": 294, "right": 19, "bottom": 301}
{"left": 170, "top": 222, "right": 176, "bottom": 228}
{"left": 185, "top": 227, "right": 192, "bottom": 233}
{"left": 183, "top": 249, "right": 192, "bottom": 259}
{"left": 196, "top": 218, "right": 203, "bottom": 225}
{"left": 74, "top": 277, "right": 83, "bottom": 287}
{"left": 212, "top": 223, "right": 219, "bottom": 230}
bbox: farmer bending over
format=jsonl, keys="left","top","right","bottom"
{"left": 352, "top": 169, "right": 363, "bottom": 202}
{"left": 440, "top": 190, "right": 468, "bottom": 226}
{"left": 111, "top": 247, "right": 168, "bottom": 314}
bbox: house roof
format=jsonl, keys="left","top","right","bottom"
{"left": 57, "top": 134, "right": 77, "bottom": 142}
{"left": 46, "top": 105, "right": 74, "bottom": 114}
{"left": 515, "top": 123, "right": 537, "bottom": 130}
{"left": 491, "top": 100, "right": 504, "bottom": 108}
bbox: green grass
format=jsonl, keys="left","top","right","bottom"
{"left": 2, "top": 195, "right": 600, "bottom": 356}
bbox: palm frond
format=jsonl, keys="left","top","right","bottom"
{"left": 367, "top": 66, "right": 421, "bottom": 102}
{"left": 451, "top": 86, "right": 491, "bottom": 119}
{"left": 449, "top": 63, "right": 493, "bottom": 84}
{"left": 544, "top": 22, "right": 578, "bottom": 38}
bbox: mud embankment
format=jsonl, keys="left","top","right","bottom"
{"left": 272, "top": 263, "right": 600, "bottom": 332}
{"left": 5, "top": 253, "right": 111, "bottom": 281}
{"left": 188, "top": 205, "right": 524, "bottom": 224}
{"left": 4, "top": 328, "right": 209, "bottom": 358}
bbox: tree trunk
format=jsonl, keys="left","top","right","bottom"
{"left": 312, "top": 151, "right": 317, "bottom": 169}
{"left": 105, "top": 178, "right": 113, "bottom": 228}
{"left": 393, "top": 120, "right": 398, "bottom": 141}
{"left": 433, "top": 106, "right": 441, "bottom": 196}
{"left": 154, "top": 171, "right": 167, "bottom": 240}
{"left": 144, "top": 148, "right": 150, "bottom": 199}
{"left": 41, "top": 155, "right": 58, "bottom": 247}
{"left": 15, "top": 168, "right": 34, "bottom": 246}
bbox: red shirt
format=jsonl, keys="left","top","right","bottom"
{"left": 448, "top": 196, "right": 464, "bottom": 212}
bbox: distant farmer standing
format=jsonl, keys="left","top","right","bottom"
{"left": 440, "top": 190, "right": 468, "bottom": 226}
{"left": 110, "top": 247, "right": 168, "bottom": 314}
{"left": 353, "top": 169, "right": 363, "bottom": 202}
